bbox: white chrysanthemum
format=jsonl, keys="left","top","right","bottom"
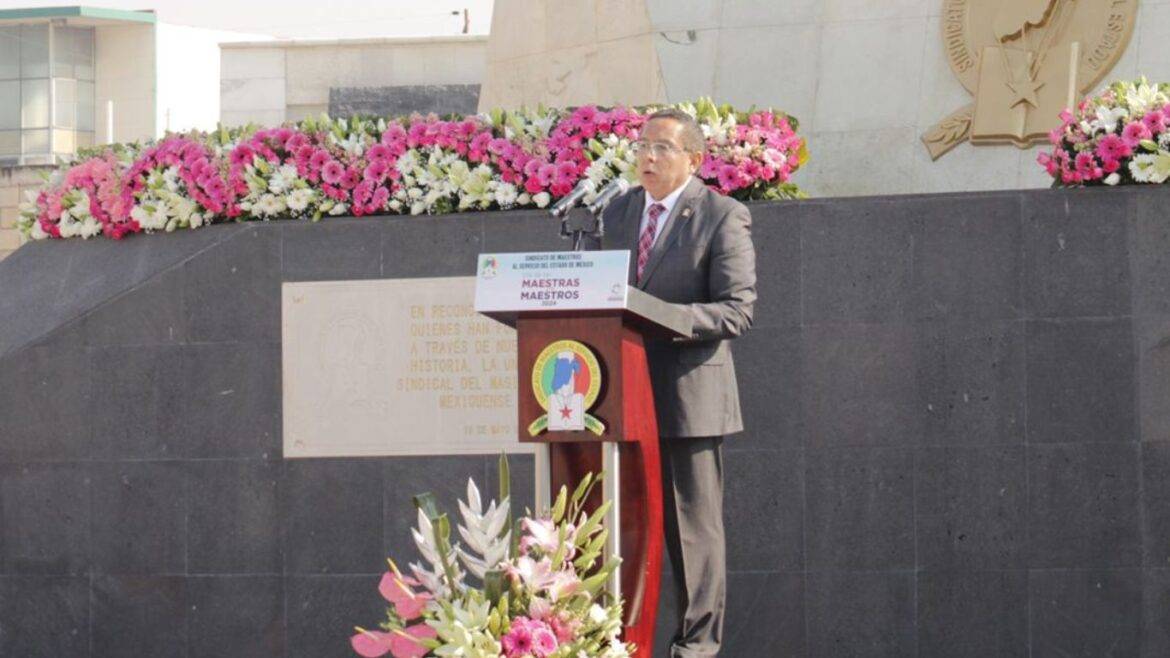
{"left": 162, "top": 166, "right": 180, "bottom": 193}
{"left": 1128, "top": 151, "right": 1170, "bottom": 183}
{"left": 396, "top": 150, "right": 419, "bottom": 175}
{"left": 79, "top": 216, "right": 102, "bottom": 239}
{"left": 448, "top": 160, "right": 471, "bottom": 188}
{"left": 131, "top": 204, "right": 168, "bottom": 231}
{"left": 328, "top": 202, "right": 348, "bottom": 216}
{"left": 266, "top": 164, "right": 298, "bottom": 195}
{"left": 287, "top": 188, "right": 314, "bottom": 213}
{"left": 254, "top": 193, "right": 285, "bottom": 217}
{"left": 533, "top": 191, "right": 551, "bottom": 208}
{"left": 494, "top": 183, "right": 518, "bottom": 208}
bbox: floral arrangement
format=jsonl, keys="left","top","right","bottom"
{"left": 351, "top": 462, "right": 631, "bottom": 658}
{"left": 1039, "top": 77, "right": 1170, "bottom": 186}
{"left": 17, "top": 99, "right": 807, "bottom": 241}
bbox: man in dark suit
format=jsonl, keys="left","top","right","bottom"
{"left": 601, "top": 108, "right": 756, "bottom": 658}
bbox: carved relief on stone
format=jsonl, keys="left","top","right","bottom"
{"left": 924, "top": 0, "right": 1138, "bottom": 160}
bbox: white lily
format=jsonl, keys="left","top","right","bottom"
{"left": 454, "top": 479, "right": 511, "bottom": 579}
{"left": 411, "top": 508, "right": 465, "bottom": 595}
{"left": 1094, "top": 106, "right": 1129, "bottom": 134}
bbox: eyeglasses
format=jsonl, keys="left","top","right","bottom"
{"left": 631, "top": 140, "right": 684, "bottom": 157}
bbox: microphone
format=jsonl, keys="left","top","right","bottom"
{"left": 586, "top": 178, "right": 630, "bottom": 215}
{"left": 548, "top": 179, "right": 596, "bottom": 218}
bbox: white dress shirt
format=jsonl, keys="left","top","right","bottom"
{"left": 638, "top": 180, "right": 689, "bottom": 249}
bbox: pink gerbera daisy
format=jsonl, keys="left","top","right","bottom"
{"left": 321, "top": 160, "right": 345, "bottom": 185}
{"left": 1096, "top": 134, "right": 1131, "bottom": 162}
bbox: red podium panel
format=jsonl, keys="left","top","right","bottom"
{"left": 482, "top": 276, "right": 691, "bottom": 657}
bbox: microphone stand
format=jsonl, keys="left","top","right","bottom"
{"left": 559, "top": 207, "right": 605, "bottom": 252}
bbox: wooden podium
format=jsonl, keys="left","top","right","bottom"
{"left": 476, "top": 250, "right": 692, "bottom": 655}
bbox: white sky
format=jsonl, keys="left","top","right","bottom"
{"left": 0, "top": 0, "right": 496, "bottom": 39}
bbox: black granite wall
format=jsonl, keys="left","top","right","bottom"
{"left": 0, "top": 185, "right": 1168, "bottom": 657}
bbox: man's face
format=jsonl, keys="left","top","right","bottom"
{"left": 636, "top": 118, "right": 703, "bottom": 200}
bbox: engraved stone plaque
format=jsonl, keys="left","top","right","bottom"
{"left": 282, "top": 276, "right": 526, "bottom": 458}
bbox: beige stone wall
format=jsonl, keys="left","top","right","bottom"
{"left": 479, "top": 0, "right": 665, "bottom": 111}
{"left": 220, "top": 36, "right": 488, "bottom": 127}
{"left": 483, "top": 0, "right": 1170, "bottom": 198}
{"left": 0, "top": 166, "right": 51, "bottom": 262}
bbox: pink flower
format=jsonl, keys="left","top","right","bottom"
{"left": 1143, "top": 110, "right": 1167, "bottom": 135}
{"left": 377, "top": 571, "right": 431, "bottom": 620}
{"left": 1121, "top": 121, "right": 1152, "bottom": 147}
{"left": 1096, "top": 134, "right": 1131, "bottom": 162}
{"left": 351, "top": 630, "right": 394, "bottom": 657}
{"left": 350, "top": 623, "right": 435, "bottom": 658}
{"left": 368, "top": 143, "right": 392, "bottom": 162}
{"left": 1074, "top": 152, "right": 1102, "bottom": 180}
{"left": 286, "top": 132, "right": 309, "bottom": 152}
{"left": 717, "top": 163, "right": 741, "bottom": 192}
{"left": 502, "top": 617, "right": 559, "bottom": 658}
{"left": 533, "top": 626, "right": 558, "bottom": 655}
{"left": 229, "top": 144, "right": 255, "bottom": 167}
{"left": 1038, "top": 151, "right": 1059, "bottom": 176}
{"left": 364, "top": 159, "right": 389, "bottom": 181}
{"left": 321, "top": 160, "right": 345, "bottom": 185}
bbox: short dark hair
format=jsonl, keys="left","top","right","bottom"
{"left": 646, "top": 108, "right": 706, "bottom": 154}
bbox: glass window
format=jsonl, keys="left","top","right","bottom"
{"left": 19, "top": 24, "right": 48, "bottom": 78}
{"left": 53, "top": 128, "right": 75, "bottom": 154}
{"left": 78, "top": 80, "right": 94, "bottom": 131}
{"left": 0, "top": 130, "right": 19, "bottom": 158}
{"left": 0, "top": 27, "right": 19, "bottom": 80}
{"left": 52, "top": 27, "right": 94, "bottom": 80}
{"left": 74, "top": 28, "right": 94, "bottom": 81}
{"left": 22, "top": 128, "right": 48, "bottom": 154}
{"left": 52, "top": 26, "right": 74, "bottom": 79}
{"left": 76, "top": 130, "right": 93, "bottom": 149}
{"left": 54, "top": 78, "right": 76, "bottom": 129}
{"left": 21, "top": 79, "right": 49, "bottom": 128}
{"left": 0, "top": 80, "right": 18, "bottom": 130}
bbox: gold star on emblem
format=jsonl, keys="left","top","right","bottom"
{"left": 1006, "top": 79, "right": 1046, "bottom": 109}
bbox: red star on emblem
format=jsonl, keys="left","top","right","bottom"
{"left": 559, "top": 406, "right": 573, "bottom": 420}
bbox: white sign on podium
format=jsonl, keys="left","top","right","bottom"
{"left": 473, "top": 250, "right": 630, "bottom": 313}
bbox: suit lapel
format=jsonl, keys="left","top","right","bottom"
{"left": 636, "top": 176, "right": 703, "bottom": 289}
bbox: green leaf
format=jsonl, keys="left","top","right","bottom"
{"left": 497, "top": 452, "right": 511, "bottom": 507}
{"left": 413, "top": 492, "right": 441, "bottom": 520}
{"left": 576, "top": 499, "right": 611, "bottom": 541}
{"left": 484, "top": 569, "right": 505, "bottom": 604}
{"left": 581, "top": 559, "right": 619, "bottom": 594}
{"left": 551, "top": 524, "right": 568, "bottom": 566}
{"left": 570, "top": 473, "right": 593, "bottom": 509}
{"left": 551, "top": 485, "right": 567, "bottom": 523}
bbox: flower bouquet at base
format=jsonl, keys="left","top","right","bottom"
{"left": 1039, "top": 77, "right": 1170, "bottom": 187}
{"left": 351, "top": 458, "right": 632, "bottom": 658}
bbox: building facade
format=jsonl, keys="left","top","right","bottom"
{"left": 0, "top": 6, "right": 263, "bottom": 260}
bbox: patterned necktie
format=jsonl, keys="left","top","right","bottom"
{"left": 637, "top": 203, "right": 666, "bottom": 284}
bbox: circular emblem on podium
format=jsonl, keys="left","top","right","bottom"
{"left": 528, "top": 339, "right": 604, "bottom": 436}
